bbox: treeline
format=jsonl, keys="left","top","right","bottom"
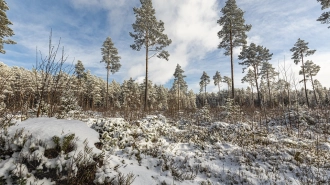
{"left": 0, "top": 61, "right": 197, "bottom": 120}
{"left": 1, "top": 59, "right": 329, "bottom": 121}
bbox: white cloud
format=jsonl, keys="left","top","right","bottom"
{"left": 3, "top": 0, "right": 330, "bottom": 93}
{"left": 67, "top": 0, "right": 221, "bottom": 88}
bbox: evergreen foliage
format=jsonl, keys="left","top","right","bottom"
{"left": 213, "top": 71, "right": 222, "bottom": 95}
{"left": 100, "top": 37, "right": 121, "bottom": 110}
{"left": 217, "top": 0, "right": 251, "bottom": 99}
{"left": 299, "top": 60, "right": 320, "bottom": 105}
{"left": 239, "top": 43, "right": 273, "bottom": 106}
{"left": 199, "top": 71, "right": 210, "bottom": 95}
{"left": 172, "top": 64, "right": 187, "bottom": 92}
{"left": 172, "top": 64, "right": 187, "bottom": 112}
{"left": 222, "top": 76, "right": 232, "bottom": 96}
{"left": 130, "top": 0, "right": 172, "bottom": 112}
{"left": 75, "top": 60, "right": 86, "bottom": 81}
{"left": 317, "top": 0, "right": 330, "bottom": 28}
{"left": 0, "top": 0, "right": 15, "bottom": 54}
{"left": 241, "top": 69, "right": 255, "bottom": 105}
{"left": 260, "top": 61, "right": 279, "bottom": 106}
{"left": 290, "top": 38, "right": 316, "bottom": 107}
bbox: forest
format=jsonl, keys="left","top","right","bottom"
{"left": 1, "top": 0, "right": 330, "bottom": 184}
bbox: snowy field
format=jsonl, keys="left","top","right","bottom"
{"left": 1, "top": 113, "right": 330, "bottom": 184}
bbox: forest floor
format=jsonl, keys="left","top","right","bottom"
{"left": 1, "top": 111, "right": 330, "bottom": 184}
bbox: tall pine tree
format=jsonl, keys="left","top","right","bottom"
{"left": 172, "top": 64, "right": 187, "bottom": 112}
{"left": 0, "top": 0, "right": 15, "bottom": 54}
{"left": 213, "top": 71, "right": 222, "bottom": 103}
{"left": 241, "top": 68, "right": 255, "bottom": 106}
{"left": 213, "top": 71, "right": 222, "bottom": 95}
{"left": 260, "top": 61, "right": 278, "bottom": 106}
{"left": 200, "top": 71, "right": 210, "bottom": 105}
{"left": 300, "top": 60, "right": 320, "bottom": 105}
{"left": 239, "top": 43, "right": 272, "bottom": 106}
{"left": 100, "top": 37, "right": 121, "bottom": 110}
{"left": 130, "top": 0, "right": 172, "bottom": 112}
{"left": 317, "top": 0, "right": 330, "bottom": 28}
{"left": 217, "top": 0, "right": 251, "bottom": 99}
{"left": 290, "top": 38, "right": 316, "bottom": 107}
{"left": 75, "top": 60, "right": 86, "bottom": 108}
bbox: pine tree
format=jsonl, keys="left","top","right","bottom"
{"left": 317, "top": 0, "right": 330, "bottom": 28}
{"left": 100, "top": 37, "right": 121, "bottom": 110}
{"left": 130, "top": 0, "right": 172, "bottom": 112}
{"left": 241, "top": 68, "right": 255, "bottom": 105}
{"left": 217, "top": 0, "right": 251, "bottom": 99}
{"left": 75, "top": 60, "right": 86, "bottom": 81}
{"left": 313, "top": 79, "right": 326, "bottom": 103}
{"left": 199, "top": 71, "right": 210, "bottom": 104}
{"left": 239, "top": 43, "right": 272, "bottom": 106}
{"left": 260, "top": 61, "right": 278, "bottom": 106}
{"left": 155, "top": 85, "right": 168, "bottom": 111}
{"left": 122, "top": 78, "right": 141, "bottom": 119}
{"left": 74, "top": 60, "right": 86, "bottom": 108}
{"left": 172, "top": 64, "right": 187, "bottom": 112}
{"left": 299, "top": 60, "right": 320, "bottom": 105}
{"left": 223, "top": 76, "right": 232, "bottom": 97}
{"left": 187, "top": 89, "right": 197, "bottom": 110}
{"left": 0, "top": 0, "right": 16, "bottom": 54}
{"left": 290, "top": 38, "right": 316, "bottom": 107}
{"left": 213, "top": 71, "right": 222, "bottom": 98}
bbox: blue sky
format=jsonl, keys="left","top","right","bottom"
{"left": 1, "top": 0, "right": 330, "bottom": 93}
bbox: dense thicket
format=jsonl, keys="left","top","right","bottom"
{"left": 1, "top": 61, "right": 329, "bottom": 121}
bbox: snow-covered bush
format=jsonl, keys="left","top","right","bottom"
{"left": 222, "top": 98, "right": 243, "bottom": 124}
{"left": 196, "top": 104, "right": 212, "bottom": 125}
{"left": 58, "top": 90, "right": 81, "bottom": 119}
{"left": 0, "top": 118, "right": 136, "bottom": 185}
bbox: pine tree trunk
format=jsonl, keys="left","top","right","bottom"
{"left": 311, "top": 75, "right": 318, "bottom": 105}
{"left": 204, "top": 84, "right": 207, "bottom": 105}
{"left": 251, "top": 84, "right": 254, "bottom": 107}
{"left": 145, "top": 31, "right": 149, "bottom": 113}
{"left": 79, "top": 79, "right": 83, "bottom": 110}
{"left": 266, "top": 72, "right": 272, "bottom": 107}
{"left": 178, "top": 84, "right": 180, "bottom": 113}
{"left": 227, "top": 84, "right": 230, "bottom": 99}
{"left": 230, "top": 24, "right": 234, "bottom": 100}
{"left": 218, "top": 83, "right": 221, "bottom": 105}
{"left": 254, "top": 68, "right": 261, "bottom": 107}
{"left": 106, "top": 66, "right": 109, "bottom": 111}
{"left": 301, "top": 54, "right": 310, "bottom": 107}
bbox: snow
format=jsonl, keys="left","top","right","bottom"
{"left": 9, "top": 117, "right": 100, "bottom": 154}
{"left": 1, "top": 115, "right": 329, "bottom": 184}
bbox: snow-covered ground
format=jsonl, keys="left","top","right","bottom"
{"left": 1, "top": 114, "right": 330, "bottom": 184}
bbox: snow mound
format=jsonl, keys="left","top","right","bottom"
{"left": 9, "top": 117, "right": 100, "bottom": 153}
